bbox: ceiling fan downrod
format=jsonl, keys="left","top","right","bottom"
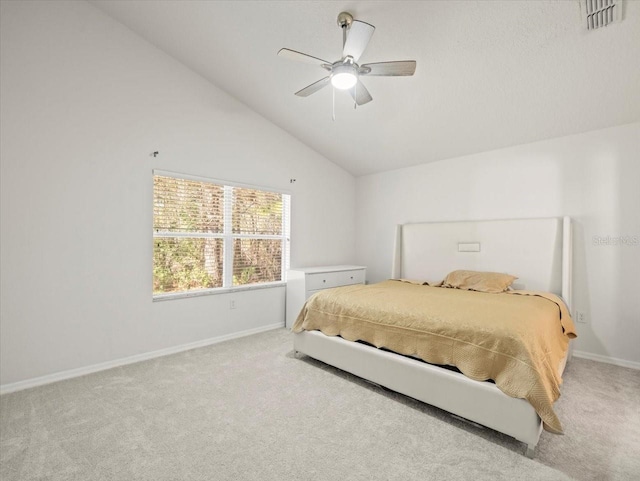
{"left": 337, "top": 11, "right": 353, "bottom": 48}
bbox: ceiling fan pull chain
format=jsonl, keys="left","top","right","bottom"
{"left": 332, "top": 86, "right": 336, "bottom": 121}
{"left": 354, "top": 82, "right": 357, "bottom": 110}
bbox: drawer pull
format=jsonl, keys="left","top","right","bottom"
{"left": 323, "top": 279, "right": 326, "bottom": 283}
{"left": 350, "top": 276, "right": 354, "bottom": 279}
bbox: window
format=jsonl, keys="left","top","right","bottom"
{"left": 153, "top": 171, "right": 290, "bottom": 298}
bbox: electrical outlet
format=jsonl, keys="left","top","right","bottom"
{"left": 229, "top": 300, "right": 236, "bottom": 310}
{"left": 576, "top": 310, "right": 587, "bottom": 324}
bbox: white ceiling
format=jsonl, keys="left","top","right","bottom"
{"left": 91, "top": 0, "right": 640, "bottom": 176}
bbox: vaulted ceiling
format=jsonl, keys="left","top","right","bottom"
{"left": 92, "top": 1, "right": 640, "bottom": 176}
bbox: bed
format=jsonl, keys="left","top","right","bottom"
{"left": 291, "top": 217, "right": 575, "bottom": 458}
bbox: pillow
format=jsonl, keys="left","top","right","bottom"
{"left": 442, "top": 270, "right": 517, "bottom": 293}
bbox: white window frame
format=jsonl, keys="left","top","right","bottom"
{"left": 153, "top": 169, "right": 290, "bottom": 301}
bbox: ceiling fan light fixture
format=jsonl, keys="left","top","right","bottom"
{"left": 331, "top": 64, "right": 357, "bottom": 90}
{"left": 331, "top": 72, "right": 357, "bottom": 89}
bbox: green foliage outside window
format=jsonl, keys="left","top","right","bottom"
{"left": 153, "top": 238, "right": 223, "bottom": 292}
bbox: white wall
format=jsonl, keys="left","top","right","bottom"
{"left": 356, "top": 123, "right": 640, "bottom": 366}
{"left": 0, "top": 1, "right": 356, "bottom": 386}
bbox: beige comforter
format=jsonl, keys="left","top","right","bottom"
{"left": 292, "top": 280, "right": 577, "bottom": 433}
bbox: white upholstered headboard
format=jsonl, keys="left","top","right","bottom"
{"left": 391, "top": 217, "right": 572, "bottom": 308}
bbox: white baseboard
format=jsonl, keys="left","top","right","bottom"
{"left": 3, "top": 329, "right": 635, "bottom": 395}
{"left": 572, "top": 350, "right": 640, "bottom": 370}
{"left": 0, "top": 323, "right": 284, "bottom": 395}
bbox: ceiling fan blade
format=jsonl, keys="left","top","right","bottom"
{"left": 342, "top": 20, "right": 375, "bottom": 62}
{"left": 349, "top": 80, "right": 373, "bottom": 106}
{"left": 294, "top": 77, "right": 330, "bottom": 97}
{"left": 278, "top": 48, "right": 329, "bottom": 66}
{"left": 360, "top": 60, "right": 417, "bottom": 76}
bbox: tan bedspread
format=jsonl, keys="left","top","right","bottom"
{"left": 292, "top": 280, "right": 577, "bottom": 434}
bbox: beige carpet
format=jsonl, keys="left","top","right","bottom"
{"left": 1, "top": 328, "right": 639, "bottom": 480}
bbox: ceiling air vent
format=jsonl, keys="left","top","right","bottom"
{"left": 582, "top": 0, "right": 619, "bottom": 30}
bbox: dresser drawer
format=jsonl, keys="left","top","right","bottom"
{"left": 338, "top": 269, "right": 365, "bottom": 286}
{"left": 306, "top": 271, "right": 345, "bottom": 290}
{"left": 306, "top": 269, "right": 365, "bottom": 291}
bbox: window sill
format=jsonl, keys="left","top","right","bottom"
{"left": 152, "top": 281, "right": 286, "bottom": 302}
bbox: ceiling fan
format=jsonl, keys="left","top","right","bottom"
{"left": 278, "top": 12, "right": 416, "bottom": 113}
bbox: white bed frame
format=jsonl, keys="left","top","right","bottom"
{"left": 293, "top": 217, "right": 572, "bottom": 458}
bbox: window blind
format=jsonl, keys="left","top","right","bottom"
{"left": 153, "top": 172, "right": 290, "bottom": 297}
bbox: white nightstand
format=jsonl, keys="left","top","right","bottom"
{"left": 285, "top": 265, "right": 366, "bottom": 328}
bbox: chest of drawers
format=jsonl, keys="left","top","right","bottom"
{"left": 285, "top": 265, "right": 366, "bottom": 328}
